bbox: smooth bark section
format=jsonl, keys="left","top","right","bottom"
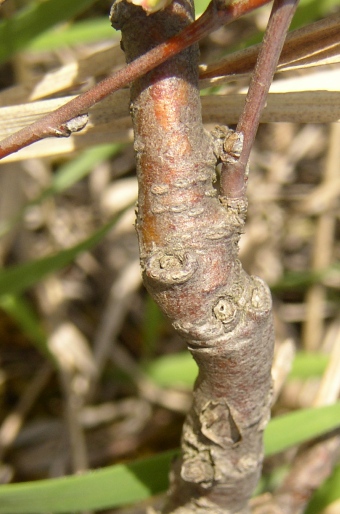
{"left": 112, "top": 0, "right": 274, "bottom": 512}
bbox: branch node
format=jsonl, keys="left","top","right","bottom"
{"left": 181, "top": 453, "right": 214, "bottom": 487}
{"left": 224, "top": 130, "right": 244, "bottom": 162}
{"left": 145, "top": 250, "right": 198, "bottom": 285}
{"left": 53, "top": 114, "right": 89, "bottom": 138}
{"left": 213, "top": 298, "right": 237, "bottom": 324}
{"left": 211, "top": 126, "right": 244, "bottom": 164}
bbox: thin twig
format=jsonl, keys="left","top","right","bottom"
{"left": 0, "top": 0, "right": 271, "bottom": 160}
{"left": 220, "top": 0, "right": 299, "bottom": 200}
{"left": 200, "top": 12, "right": 340, "bottom": 82}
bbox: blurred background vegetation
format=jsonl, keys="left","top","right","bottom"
{"left": 0, "top": 0, "right": 339, "bottom": 512}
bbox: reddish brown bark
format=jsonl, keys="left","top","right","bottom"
{"left": 200, "top": 12, "right": 340, "bottom": 81}
{"left": 0, "top": 0, "right": 272, "bottom": 161}
{"left": 220, "top": 0, "right": 299, "bottom": 200}
{"left": 111, "top": 0, "right": 274, "bottom": 512}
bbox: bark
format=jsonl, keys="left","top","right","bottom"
{"left": 111, "top": 0, "right": 274, "bottom": 512}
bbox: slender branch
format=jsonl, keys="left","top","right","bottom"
{"left": 199, "top": 12, "right": 340, "bottom": 82}
{"left": 0, "top": 0, "right": 271, "bottom": 161}
{"left": 220, "top": 0, "right": 299, "bottom": 200}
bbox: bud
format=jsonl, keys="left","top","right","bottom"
{"left": 127, "top": 0, "right": 173, "bottom": 14}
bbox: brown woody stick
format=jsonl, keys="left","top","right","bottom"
{"left": 200, "top": 11, "right": 340, "bottom": 81}
{"left": 111, "top": 0, "right": 297, "bottom": 512}
{"left": 220, "top": 0, "right": 299, "bottom": 200}
{"left": 0, "top": 0, "right": 271, "bottom": 161}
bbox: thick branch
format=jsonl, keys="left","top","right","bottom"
{"left": 112, "top": 0, "right": 275, "bottom": 512}
{"left": 0, "top": 0, "right": 271, "bottom": 161}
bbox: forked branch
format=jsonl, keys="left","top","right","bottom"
{"left": 0, "top": 1, "right": 299, "bottom": 512}
{"left": 111, "top": 0, "right": 297, "bottom": 513}
{"left": 0, "top": 0, "right": 271, "bottom": 160}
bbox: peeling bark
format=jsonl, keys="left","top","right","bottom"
{"left": 111, "top": 0, "right": 274, "bottom": 512}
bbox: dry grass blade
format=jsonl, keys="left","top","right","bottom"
{"left": 0, "top": 11, "right": 339, "bottom": 162}
{"left": 0, "top": 3, "right": 339, "bottom": 511}
{"left": 202, "top": 89, "right": 340, "bottom": 124}
{"left": 1, "top": 13, "right": 338, "bottom": 109}
{"left": 1, "top": 84, "right": 339, "bottom": 162}
{"left": 0, "top": 364, "right": 53, "bottom": 462}
{"left": 200, "top": 12, "right": 340, "bottom": 85}
{"left": 0, "top": 92, "right": 133, "bottom": 161}
{"left": 87, "top": 259, "right": 142, "bottom": 400}
{"left": 313, "top": 320, "right": 340, "bottom": 406}
{"left": 0, "top": 43, "right": 124, "bottom": 107}
{"left": 302, "top": 123, "right": 340, "bottom": 351}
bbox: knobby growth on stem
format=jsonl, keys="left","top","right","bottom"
{"left": 220, "top": 0, "right": 299, "bottom": 200}
{"left": 111, "top": 0, "right": 297, "bottom": 512}
{"left": 0, "top": 0, "right": 298, "bottom": 511}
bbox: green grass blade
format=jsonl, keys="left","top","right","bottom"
{"left": 289, "top": 352, "right": 329, "bottom": 379}
{"left": 0, "top": 0, "right": 97, "bottom": 64}
{"left": 0, "top": 406, "right": 339, "bottom": 513}
{"left": 290, "top": 0, "right": 339, "bottom": 30}
{"left": 0, "top": 294, "right": 53, "bottom": 362}
{"left": 145, "top": 350, "right": 330, "bottom": 388}
{"left": 28, "top": 18, "right": 117, "bottom": 51}
{"left": 264, "top": 403, "right": 340, "bottom": 457}
{"left": 0, "top": 219, "right": 116, "bottom": 297}
{"left": 306, "top": 463, "right": 340, "bottom": 514}
{"left": 0, "top": 450, "right": 176, "bottom": 514}
{"left": 46, "top": 143, "right": 122, "bottom": 196}
{"left": 142, "top": 296, "right": 165, "bottom": 359}
{"left": 271, "top": 263, "right": 340, "bottom": 291}
{"left": 145, "top": 351, "right": 197, "bottom": 387}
